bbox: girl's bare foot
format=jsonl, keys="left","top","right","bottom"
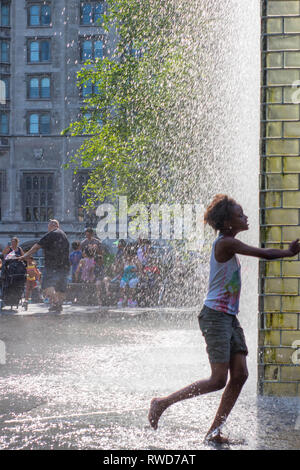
{"left": 205, "top": 433, "right": 230, "bottom": 445}
{"left": 204, "top": 427, "right": 230, "bottom": 445}
{"left": 148, "top": 398, "right": 167, "bottom": 430}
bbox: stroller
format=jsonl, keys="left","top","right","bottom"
{"left": 0, "top": 257, "right": 27, "bottom": 310}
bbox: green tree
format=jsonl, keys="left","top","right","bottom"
{"left": 64, "top": 0, "right": 205, "bottom": 209}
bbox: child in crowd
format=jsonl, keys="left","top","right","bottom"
{"left": 117, "top": 245, "right": 142, "bottom": 308}
{"left": 75, "top": 248, "right": 95, "bottom": 283}
{"left": 143, "top": 248, "right": 161, "bottom": 285}
{"left": 137, "top": 239, "right": 151, "bottom": 266}
{"left": 103, "top": 240, "right": 126, "bottom": 300}
{"left": 24, "top": 256, "right": 41, "bottom": 310}
{"left": 94, "top": 254, "right": 106, "bottom": 308}
{"left": 69, "top": 241, "right": 82, "bottom": 282}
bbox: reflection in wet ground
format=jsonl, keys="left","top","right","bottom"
{"left": 0, "top": 304, "right": 299, "bottom": 450}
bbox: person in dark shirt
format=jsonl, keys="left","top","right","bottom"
{"left": 80, "top": 228, "right": 103, "bottom": 257}
{"left": 19, "top": 219, "right": 70, "bottom": 313}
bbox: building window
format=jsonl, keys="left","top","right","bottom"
{"left": 74, "top": 171, "right": 97, "bottom": 224}
{"left": 28, "top": 113, "right": 50, "bottom": 135}
{"left": 28, "top": 76, "right": 50, "bottom": 99}
{"left": 28, "top": 39, "right": 51, "bottom": 63}
{"left": 80, "top": 1, "right": 104, "bottom": 25}
{"left": 23, "top": 173, "right": 54, "bottom": 222}
{"left": 0, "top": 112, "right": 8, "bottom": 134}
{"left": 0, "top": 40, "right": 9, "bottom": 63}
{"left": 80, "top": 37, "right": 104, "bottom": 61}
{"left": 79, "top": 110, "right": 103, "bottom": 134}
{"left": 81, "top": 79, "right": 101, "bottom": 98}
{"left": 28, "top": 4, "right": 51, "bottom": 27}
{"left": 0, "top": 2, "right": 10, "bottom": 27}
{"left": 0, "top": 75, "right": 9, "bottom": 102}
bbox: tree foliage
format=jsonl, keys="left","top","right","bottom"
{"left": 64, "top": 0, "right": 205, "bottom": 208}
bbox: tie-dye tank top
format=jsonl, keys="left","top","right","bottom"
{"left": 204, "top": 234, "right": 241, "bottom": 315}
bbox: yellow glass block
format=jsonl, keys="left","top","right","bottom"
{"left": 281, "top": 330, "right": 300, "bottom": 346}
{"left": 267, "top": 69, "right": 299, "bottom": 86}
{"left": 284, "top": 17, "right": 300, "bottom": 33}
{"left": 263, "top": 382, "right": 298, "bottom": 397}
{"left": 265, "top": 278, "right": 298, "bottom": 295}
{"left": 266, "top": 122, "right": 282, "bottom": 137}
{"left": 267, "top": 18, "right": 283, "bottom": 33}
{"left": 268, "top": 104, "right": 299, "bottom": 120}
{"left": 264, "top": 190, "right": 282, "bottom": 206}
{"left": 267, "top": 52, "right": 283, "bottom": 68}
{"left": 267, "top": 1, "right": 300, "bottom": 16}
{"left": 264, "top": 347, "right": 292, "bottom": 364}
{"left": 265, "top": 158, "right": 282, "bottom": 174}
{"left": 282, "top": 226, "right": 300, "bottom": 241}
{"left": 266, "top": 88, "right": 282, "bottom": 103}
{"left": 266, "top": 139, "right": 299, "bottom": 155}
{"left": 283, "top": 121, "right": 300, "bottom": 137}
{"left": 283, "top": 156, "right": 300, "bottom": 172}
{"left": 266, "top": 174, "right": 299, "bottom": 190}
{"left": 265, "top": 313, "right": 298, "bottom": 329}
{"left": 264, "top": 330, "right": 281, "bottom": 345}
{"left": 282, "top": 260, "right": 300, "bottom": 276}
{"left": 282, "top": 295, "right": 300, "bottom": 311}
{"left": 281, "top": 366, "right": 300, "bottom": 381}
{"left": 268, "top": 35, "right": 300, "bottom": 51}
{"left": 265, "top": 208, "right": 299, "bottom": 225}
{"left": 264, "top": 365, "right": 280, "bottom": 381}
{"left": 283, "top": 190, "right": 300, "bottom": 207}
{"left": 284, "top": 86, "right": 300, "bottom": 103}
{"left": 265, "top": 260, "right": 281, "bottom": 275}
{"left": 264, "top": 295, "right": 281, "bottom": 312}
{"left": 285, "top": 51, "right": 300, "bottom": 67}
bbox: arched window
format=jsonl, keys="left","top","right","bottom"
{"left": 30, "top": 41, "right": 39, "bottom": 62}
{"left": 28, "top": 40, "right": 50, "bottom": 62}
{"left": 29, "top": 4, "right": 51, "bottom": 26}
{"left": 29, "top": 6, "right": 40, "bottom": 26}
{"left": 82, "top": 40, "right": 92, "bottom": 60}
{"left": 29, "top": 78, "right": 39, "bottom": 98}
{"left": 40, "top": 114, "right": 50, "bottom": 134}
{"left": 29, "top": 114, "right": 39, "bottom": 134}
{"left": 41, "top": 77, "right": 50, "bottom": 98}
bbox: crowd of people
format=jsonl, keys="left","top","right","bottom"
{"left": 0, "top": 223, "right": 162, "bottom": 312}
{"left": 69, "top": 230, "right": 162, "bottom": 308}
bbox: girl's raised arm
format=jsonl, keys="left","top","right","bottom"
{"left": 221, "top": 237, "right": 300, "bottom": 260}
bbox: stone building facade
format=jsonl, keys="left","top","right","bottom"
{"left": 260, "top": 0, "right": 300, "bottom": 395}
{"left": 0, "top": 0, "right": 113, "bottom": 254}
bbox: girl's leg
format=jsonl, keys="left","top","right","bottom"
{"left": 148, "top": 362, "right": 229, "bottom": 430}
{"left": 205, "top": 352, "right": 248, "bottom": 442}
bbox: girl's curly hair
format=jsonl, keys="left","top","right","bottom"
{"left": 204, "top": 194, "right": 237, "bottom": 232}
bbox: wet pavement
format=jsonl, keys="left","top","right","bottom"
{"left": 0, "top": 303, "right": 300, "bottom": 450}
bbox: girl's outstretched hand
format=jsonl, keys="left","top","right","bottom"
{"left": 288, "top": 239, "right": 300, "bottom": 255}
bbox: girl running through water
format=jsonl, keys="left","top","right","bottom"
{"left": 148, "top": 194, "right": 300, "bottom": 444}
